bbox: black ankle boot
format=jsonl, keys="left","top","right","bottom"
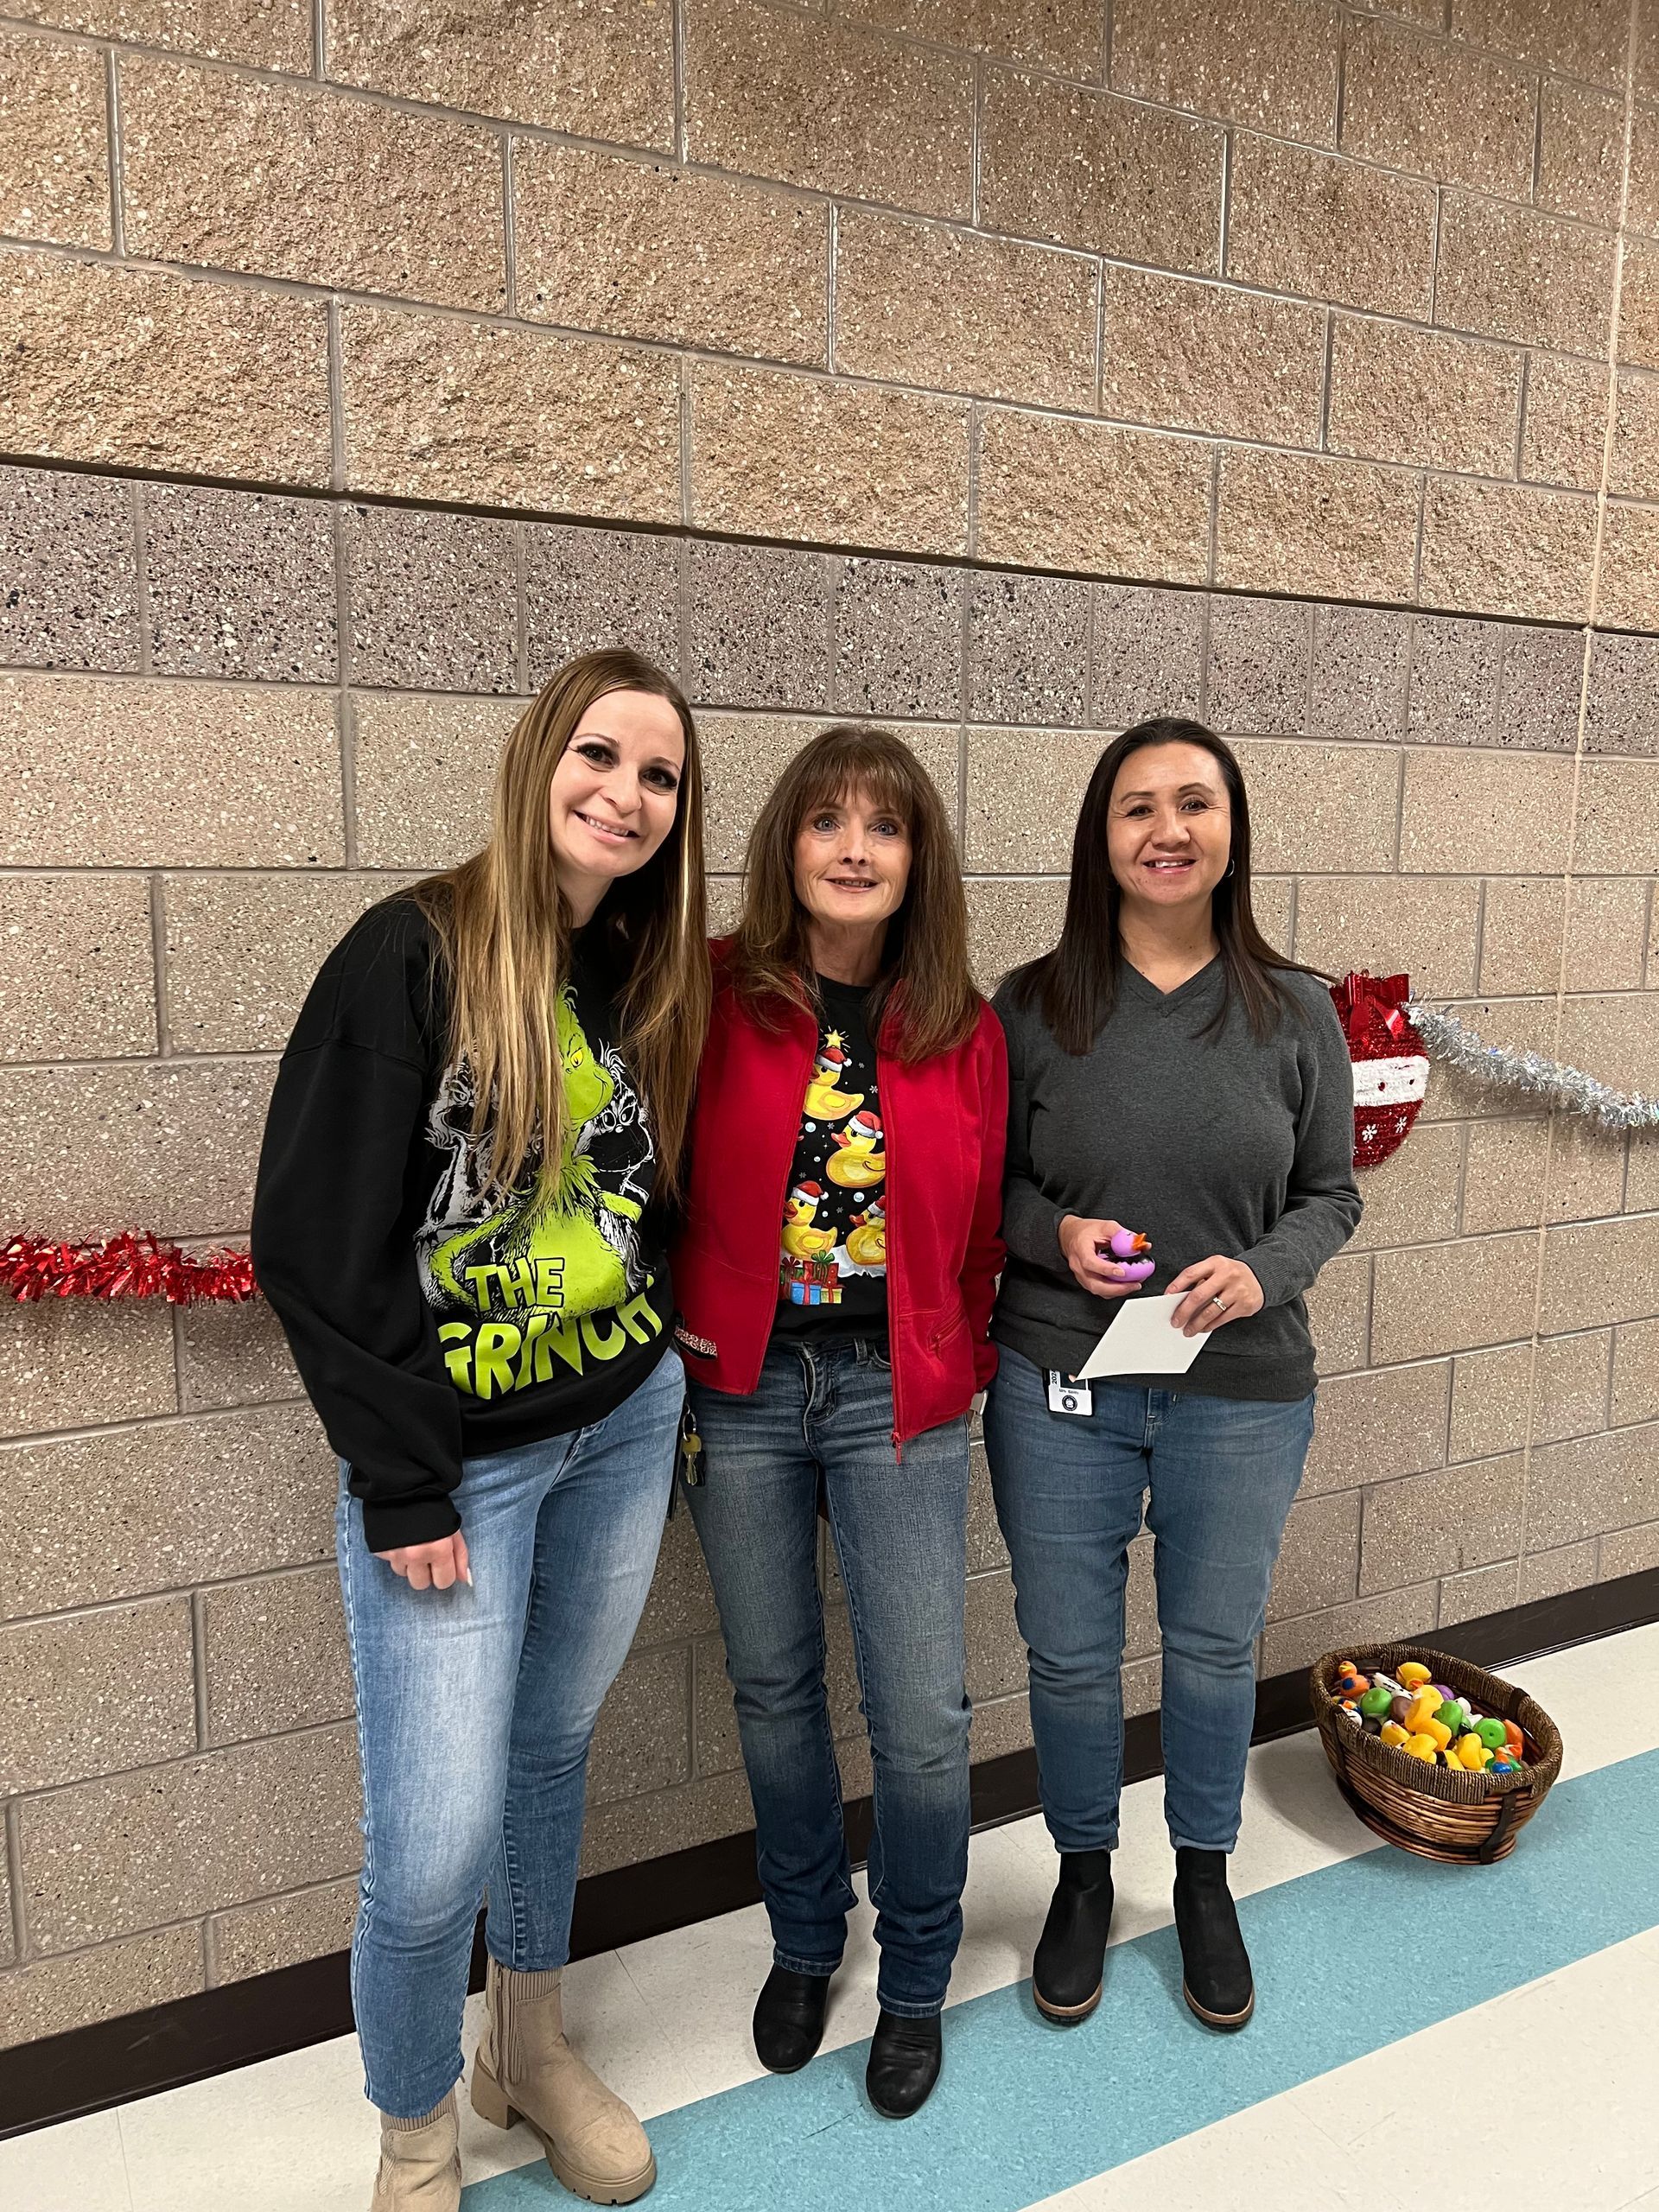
{"left": 1033, "top": 1849, "right": 1114, "bottom": 2023}
{"left": 1173, "top": 1847, "right": 1254, "bottom": 2030}
{"left": 865, "top": 2009, "right": 942, "bottom": 2118}
{"left": 753, "top": 1965, "right": 833, "bottom": 2073}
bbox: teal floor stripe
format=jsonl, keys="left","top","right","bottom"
{"left": 465, "top": 1748, "right": 1659, "bottom": 2210}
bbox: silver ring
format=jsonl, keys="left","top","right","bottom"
{"left": 1209, "top": 1295, "right": 1227, "bottom": 1312}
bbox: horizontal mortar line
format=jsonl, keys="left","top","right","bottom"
{"left": 0, "top": 1555, "right": 336, "bottom": 1634}
{"left": 0, "top": 1047, "right": 279, "bottom": 1071}
{"left": 0, "top": 1401, "right": 315, "bottom": 1458}
{"left": 0, "top": 1866, "right": 359, "bottom": 1982}
{"left": 8, "top": 1709, "right": 356, "bottom": 1807}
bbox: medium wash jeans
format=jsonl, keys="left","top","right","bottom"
{"left": 687, "top": 1340, "right": 971, "bottom": 2017}
{"left": 983, "top": 1344, "right": 1313, "bottom": 1856}
{"left": 337, "top": 1348, "right": 683, "bottom": 2120}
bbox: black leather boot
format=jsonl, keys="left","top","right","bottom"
{"left": 1173, "top": 1847, "right": 1254, "bottom": 2030}
{"left": 1032, "top": 1849, "right": 1114, "bottom": 2023}
{"left": 752, "top": 1965, "right": 833, "bottom": 2073}
{"left": 865, "top": 2009, "right": 942, "bottom": 2119}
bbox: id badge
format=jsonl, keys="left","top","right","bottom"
{"left": 1046, "top": 1371, "right": 1093, "bottom": 1417}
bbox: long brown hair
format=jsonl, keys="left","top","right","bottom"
{"left": 727, "top": 723, "right": 979, "bottom": 1061}
{"left": 410, "top": 649, "right": 710, "bottom": 1198}
{"left": 1017, "top": 717, "right": 1319, "bottom": 1053}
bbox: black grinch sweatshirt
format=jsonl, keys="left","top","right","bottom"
{"left": 251, "top": 899, "right": 673, "bottom": 1552}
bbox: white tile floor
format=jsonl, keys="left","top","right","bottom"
{"left": 5, "top": 1623, "right": 1657, "bottom": 2212}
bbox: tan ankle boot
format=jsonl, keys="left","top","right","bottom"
{"left": 370, "top": 2091, "right": 461, "bottom": 2211}
{"left": 471, "top": 1960, "right": 656, "bottom": 2204}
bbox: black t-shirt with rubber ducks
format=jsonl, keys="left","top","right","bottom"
{"left": 772, "top": 976, "right": 890, "bottom": 1343}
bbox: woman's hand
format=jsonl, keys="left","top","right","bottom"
{"left": 1058, "top": 1216, "right": 1150, "bottom": 1301}
{"left": 375, "top": 1532, "right": 472, "bottom": 1591}
{"left": 1167, "top": 1257, "right": 1265, "bottom": 1338}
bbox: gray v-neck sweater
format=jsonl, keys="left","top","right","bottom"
{"left": 990, "top": 957, "right": 1361, "bottom": 1401}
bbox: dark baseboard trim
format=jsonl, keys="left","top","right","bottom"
{"left": 5, "top": 1561, "right": 1656, "bottom": 2139}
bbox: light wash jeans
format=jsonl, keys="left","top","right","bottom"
{"left": 983, "top": 1344, "right": 1313, "bottom": 1855}
{"left": 687, "top": 1339, "right": 971, "bottom": 2017}
{"left": 337, "top": 1347, "right": 683, "bottom": 2119}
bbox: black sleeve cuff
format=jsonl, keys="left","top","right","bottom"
{"left": 360, "top": 1493, "right": 463, "bottom": 1554}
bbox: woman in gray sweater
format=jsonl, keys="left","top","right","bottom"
{"left": 983, "top": 716, "right": 1360, "bottom": 2037}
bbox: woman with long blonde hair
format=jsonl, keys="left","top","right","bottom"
{"left": 253, "top": 649, "right": 709, "bottom": 2211}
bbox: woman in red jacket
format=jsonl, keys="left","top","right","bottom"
{"left": 673, "top": 724, "right": 1006, "bottom": 2121}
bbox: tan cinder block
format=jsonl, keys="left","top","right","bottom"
{"left": 1540, "top": 1216, "right": 1659, "bottom": 1334}
{"left": 1, "top": 676, "right": 341, "bottom": 868}
{"left": 340, "top": 305, "right": 681, "bottom": 521}
{"left": 965, "top": 728, "right": 1105, "bottom": 873}
{"left": 1461, "top": 1118, "right": 1551, "bottom": 1233}
{"left": 970, "top": 1691, "right": 1033, "bottom": 1761}
{"left": 1371, "top": 1232, "right": 1538, "bottom": 1363}
{"left": 0, "top": 1598, "right": 195, "bottom": 1792}
{"left": 1525, "top": 1422, "right": 1659, "bottom": 1550}
{"left": 1555, "top": 993, "right": 1659, "bottom": 1104}
{"left": 1542, "top": 1116, "right": 1628, "bottom": 1229}
{"left": 965, "top": 1570, "right": 1025, "bottom": 1701}
{"left": 581, "top": 1766, "right": 753, "bottom": 1876}
{"left": 212, "top": 1876, "right": 359, "bottom": 1984}
{"left": 1628, "top": 1137, "right": 1659, "bottom": 1213}
{"left": 1260, "top": 1580, "right": 1437, "bottom": 1674}
{"left": 201, "top": 1567, "right": 352, "bottom": 1745}
{"left": 976, "top": 410, "right": 1211, "bottom": 580}
{"left": 1478, "top": 879, "right": 1560, "bottom": 995}
{"left": 0, "top": 251, "right": 330, "bottom": 486}
{"left": 1450, "top": 0, "right": 1626, "bottom": 86}
{"left": 1360, "top": 1452, "right": 1523, "bottom": 1594}
{"left": 1596, "top": 503, "right": 1659, "bottom": 633}
{"left": 840, "top": 0, "right": 1104, "bottom": 78}
{"left": 163, "top": 873, "right": 414, "bottom": 1056}
{"left": 1520, "top": 353, "right": 1609, "bottom": 493}
{"left": 1266, "top": 1490, "right": 1360, "bottom": 1620}
{"left": 1213, "top": 450, "right": 1418, "bottom": 603}
{"left": 121, "top": 60, "right": 505, "bottom": 313}
{"left": 1611, "top": 372, "right": 1659, "bottom": 502}
{"left": 1420, "top": 479, "right": 1597, "bottom": 623}
{"left": 836, "top": 212, "right": 1096, "bottom": 412}
{"left": 0, "top": 29, "right": 109, "bottom": 248}
{"left": 685, "top": 0, "right": 973, "bottom": 219}
{"left": 1613, "top": 1319, "right": 1659, "bottom": 1427}
{"left": 1438, "top": 1556, "right": 1519, "bottom": 1623}
{"left": 1631, "top": 101, "right": 1659, "bottom": 235}
{"left": 516, "top": 145, "right": 827, "bottom": 367}
{"left": 967, "top": 1442, "right": 1007, "bottom": 1576}
{"left": 1302, "top": 1361, "right": 1450, "bottom": 1497}
{"left": 1340, "top": 16, "right": 1533, "bottom": 196}
{"left": 633, "top": 1506, "right": 720, "bottom": 1645}
{"left": 1110, "top": 0, "right": 1338, "bottom": 144}
{"left": 19, "top": 1721, "right": 361, "bottom": 1953}
{"left": 1307, "top": 1249, "right": 1370, "bottom": 1374}
{"left": 590, "top": 1646, "right": 693, "bottom": 1805}
{"left": 1535, "top": 1330, "right": 1612, "bottom": 1445}
{"left": 0, "top": 1294, "right": 176, "bottom": 1439}
{"left": 1225, "top": 137, "right": 1435, "bottom": 318}
{"left": 0, "top": 874, "right": 156, "bottom": 1061}
{"left": 1230, "top": 739, "right": 1397, "bottom": 872}
{"left": 1252, "top": 875, "right": 1293, "bottom": 954}
{"left": 1449, "top": 1342, "right": 1533, "bottom": 1462}
{"left": 1436, "top": 194, "right": 1615, "bottom": 356}
{"left": 979, "top": 67, "right": 1224, "bottom": 273}
{"left": 9, "top": 3, "right": 310, "bottom": 71}
{"left": 965, "top": 878, "right": 1068, "bottom": 993}
{"left": 1326, "top": 319, "right": 1520, "bottom": 478}
{"left": 1416, "top": 995, "right": 1555, "bottom": 1126}
{"left": 1348, "top": 1122, "right": 1463, "bottom": 1252}
{"left": 1538, "top": 82, "right": 1624, "bottom": 228}
{"left": 702, "top": 714, "right": 958, "bottom": 871}
{"left": 1620, "top": 239, "right": 1659, "bottom": 371}
{"left": 691, "top": 363, "right": 970, "bottom": 556}
{"left": 352, "top": 694, "right": 520, "bottom": 872}
{"left": 1294, "top": 875, "right": 1480, "bottom": 1000}
{"left": 1098, "top": 267, "right": 1324, "bottom": 447}
{"left": 1601, "top": 1521, "right": 1659, "bottom": 1578}
{"left": 177, "top": 1293, "right": 298, "bottom": 1413}
{"left": 0, "top": 1926, "right": 202, "bottom": 2051}
{"left": 1574, "top": 760, "right": 1659, "bottom": 876}
{"left": 0, "top": 1402, "right": 332, "bottom": 1622}
{"left": 1519, "top": 1541, "right": 1599, "bottom": 1602}
{"left": 326, "top": 0, "right": 670, "bottom": 147}
{"left": 1400, "top": 750, "right": 1575, "bottom": 874}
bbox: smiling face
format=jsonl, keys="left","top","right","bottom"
{"left": 546, "top": 688, "right": 687, "bottom": 921}
{"left": 791, "top": 783, "right": 912, "bottom": 944}
{"left": 1105, "top": 741, "right": 1233, "bottom": 920}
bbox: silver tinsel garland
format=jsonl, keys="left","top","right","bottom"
{"left": 1408, "top": 1001, "right": 1659, "bottom": 1134}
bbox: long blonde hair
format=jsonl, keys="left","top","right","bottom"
{"left": 411, "top": 649, "right": 710, "bottom": 1198}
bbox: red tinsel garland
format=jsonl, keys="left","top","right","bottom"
{"left": 0, "top": 1232, "right": 257, "bottom": 1304}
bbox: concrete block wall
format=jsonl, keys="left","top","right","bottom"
{"left": 2, "top": 0, "right": 1658, "bottom": 2047}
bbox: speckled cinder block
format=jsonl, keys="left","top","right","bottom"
{"left": 201, "top": 1567, "right": 353, "bottom": 1745}
{"left": 1348, "top": 1122, "right": 1463, "bottom": 1249}
{"left": 1584, "top": 632, "right": 1659, "bottom": 757}
{"left": 1619, "top": 239, "right": 1659, "bottom": 371}
{"left": 0, "top": 675, "right": 342, "bottom": 868}
{"left": 1401, "top": 748, "right": 1574, "bottom": 873}
{"left": 1436, "top": 194, "right": 1616, "bottom": 357}
{"left": 1554, "top": 991, "right": 1659, "bottom": 1103}
{"left": 1294, "top": 874, "right": 1480, "bottom": 999}
{"left": 964, "top": 877, "right": 1068, "bottom": 992}
{"left": 1361, "top": 1456, "right": 1525, "bottom": 1596}
{"left": 120, "top": 59, "right": 506, "bottom": 311}
{"left": 1525, "top": 1424, "right": 1659, "bottom": 1551}
{"left": 966, "top": 570, "right": 1090, "bottom": 727}
{"left": 340, "top": 305, "right": 683, "bottom": 522}
{"left": 588, "top": 1646, "right": 692, "bottom": 1806}
{"left": 325, "top": 0, "right": 671, "bottom": 146}
{"left": 1225, "top": 137, "right": 1435, "bottom": 318}
{"left": 841, "top": 0, "right": 1104, "bottom": 77}
{"left": 1596, "top": 502, "right": 1659, "bottom": 632}
{"left": 212, "top": 1878, "right": 359, "bottom": 1985}
{"left": 1450, "top": 1344, "right": 1535, "bottom": 1462}
{"left": 1091, "top": 584, "right": 1205, "bottom": 728}
{"left": 833, "top": 557, "right": 963, "bottom": 720}
{"left": 351, "top": 692, "right": 521, "bottom": 870}
{"left": 1450, "top": 0, "right": 1626, "bottom": 86}
{"left": 0, "top": 1599, "right": 195, "bottom": 1792}
{"left": 1629, "top": 103, "right": 1659, "bottom": 234}
{"left": 963, "top": 1572, "right": 1024, "bottom": 1703}
{"left": 0, "top": 29, "right": 110, "bottom": 247}
{"left": 1497, "top": 625, "right": 1584, "bottom": 753}
{"left": 580, "top": 1764, "right": 754, "bottom": 1877}
{"left": 1574, "top": 756, "right": 1659, "bottom": 874}
{"left": 1205, "top": 594, "right": 1312, "bottom": 736}
{"left": 1326, "top": 318, "right": 1521, "bottom": 477}
{"left": 979, "top": 67, "right": 1224, "bottom": 273}
{"left": 1520, "top": 352, "right": 1610, "bottom": 492}
{"left": 1302, "top": 1363, "right": 1450, "bottom": 1497}
{"left": 523, "top": 524, "right": 681, "bottom": 685}
{"left": 1541, "top": 1215, "right": 1659, "bottom": 1335}
{"left": 1310, "top": 1254, "right": 1378, "bottom": 1381}
{"left": 685, "top": 0, "right": 974, "bottom": 219}
{"left": 1537, "top": 81, "right": 1625, "bottom": 227}
{"left": 836, "top": 210, "right": 1096, "bottom": 412}
{"left": 1306, "top": 603, "right": 1410, "bottom": 743}
{"left": 1108, "top": 273, "right": 1319, "bottom": 452}
{"left": 1534, "top": 1334, "right": 1613, "bottom": 1446}
{"left": 1610, "top": 372, "right": 1659, "bottom": 501}
{"left": 344, "top": 505, "right": 518, "bottom": 694}
{"left": 1340, "top": 15, "right": 1534, "bottom": 196}
{"left": 0, "top": 1927, "right": 203, "bottom": 2051}
{"left": 976, "top": 410, "right": 1211, "bottom": 580}
{"left": 1419, "top": 478, "right": 1598, "bottom": 623}
{"left": 1266, "top": 1491, "right": 1360, "bottom": 1621}
{"left": 1110, "top": 0, "right": 1338, "bottom": 144}
{"left": 1370, "top": 1232, "right": 1539, "bottom": 1363}
{"left": 632, "top": 1509, "right": 720, "bottom": 1648}
{"left": 515, "top": 144, "right": 828, "bottom": 366}
{"left": 144, "top": 484, "right": 337, "bottom": 682}
{"left": 7, "top": 1, "right": 311, "bottom": 71}
{"left": 1213, "top": 449, "right": 1419, "bottom": 604}
{"left": 685, "top": 539, "right": 831, "bottom": 710}
{"left": 700, "top": 712, "right": 959, "bottom": 869}
{"left": 1407, "top": 615, "right": 1503, "bottom": 747}
{"left": 1613, "top": 1322, "right": 1659, "bottom": 1427}
{"left": 0, "top": 465, "right": 137, "bottom": 672}
{"left": 1230, "top": 736, "right": 1398, "bottom": 871}
{"left": 0, "top": 1293, "right": 175, "bottom": 1439}
{"left": 0, "top": 251, "right": 331, "bottom": 486}
{"left": 0, "top": 873, "right": 156, "bottom": 1063}
{"left": 964, "top": 725, "right": 1106, "bottom": 871}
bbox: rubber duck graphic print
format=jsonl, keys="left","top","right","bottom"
{"left": 779, "top": 1007, "right": 889, "bottom": 1310}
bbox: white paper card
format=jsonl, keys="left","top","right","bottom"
{"left": 1075, "top": 1293, "right": 1208, "bottom": 1380}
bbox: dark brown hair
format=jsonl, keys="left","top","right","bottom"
{"left": 726, "top": 723, "right": 980, "bottom": 1062}
{"left": 1015, "top": 716, "right": 1321, "bottom": 1054}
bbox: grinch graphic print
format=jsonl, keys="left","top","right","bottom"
{"left": 775, "top": 977, "right": 888, "bottom": 1335}
{"left": 416, "top": 970, "right": 669, "bottom": 1407}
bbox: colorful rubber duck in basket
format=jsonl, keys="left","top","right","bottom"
{"left": 1334, "top": 1657, "right": 1526, "bottom": 1774}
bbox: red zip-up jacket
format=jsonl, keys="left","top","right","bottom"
{"left": 671, "top": 955, "right": 1009, "bottom": 1446}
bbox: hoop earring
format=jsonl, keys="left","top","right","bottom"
{"left": 1224, "top": 860, "right": 1235, "bottom": 878}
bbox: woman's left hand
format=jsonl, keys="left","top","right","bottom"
{"left": 1166, "top": 1256, "right": 1265, "bottom": 1338}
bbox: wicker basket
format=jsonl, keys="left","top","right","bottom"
{"left": 1310, "top": 1643, "right": 1563, "bottom": 1865}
